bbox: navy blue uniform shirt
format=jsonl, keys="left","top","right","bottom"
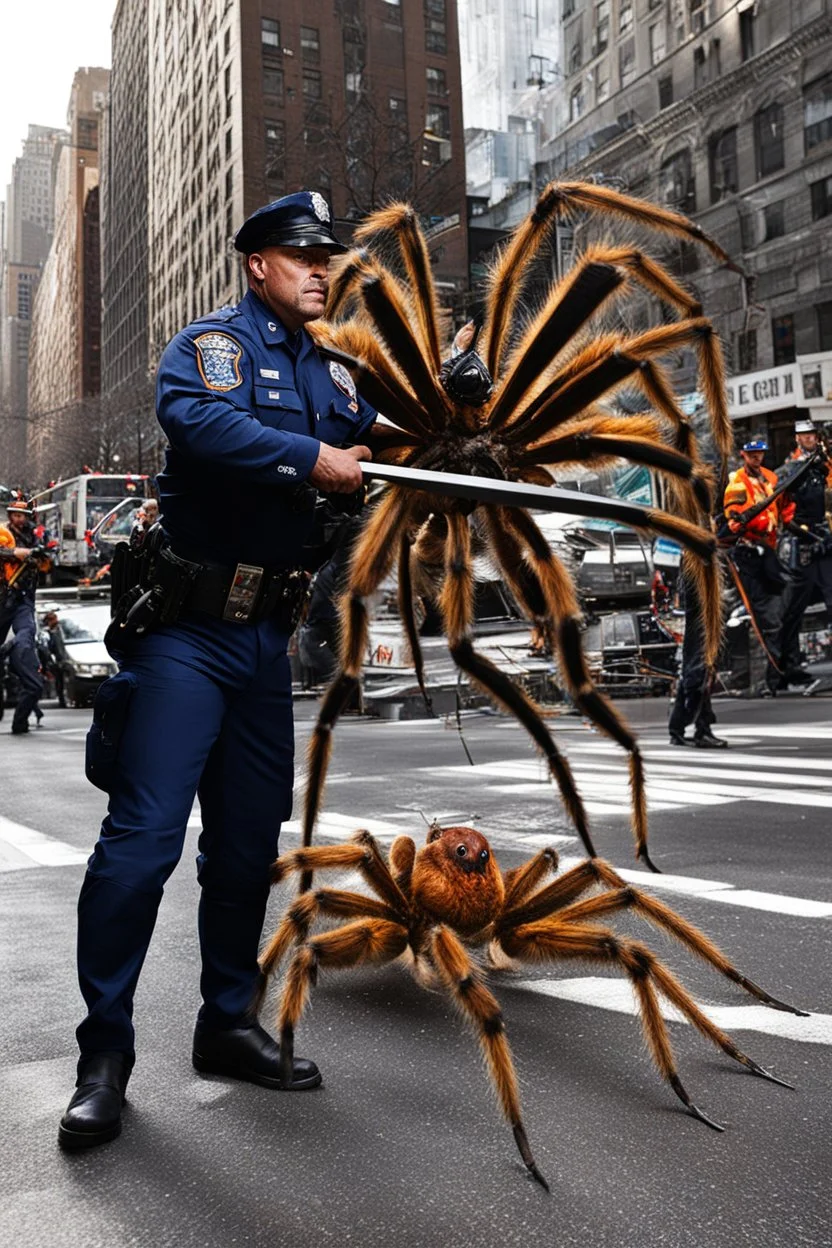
{"left": 155, "top": 289, "right": 376, "bottom": 566}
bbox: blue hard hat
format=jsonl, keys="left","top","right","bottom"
{"left": 742, "top": 437, "right": 768, "bottom": 452}
{"left": 234, "top": 190, "right": 346, "bottom": 255}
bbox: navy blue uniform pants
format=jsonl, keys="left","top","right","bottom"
{"left": 76, "top": 613, "right": 294, "bottom": 1057}
{"left": 0, "top": 593, "right": 42, "bottom": 730}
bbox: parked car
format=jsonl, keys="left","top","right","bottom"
{"left": 49, "top": 603, "right": 117, "bottom": 708}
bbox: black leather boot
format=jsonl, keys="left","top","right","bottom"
{"left": 192, "top": 1021, "right": 321, "bottom": 1090}
{"left": 694, "top": 729, "right": 728, "bottom": 749}
{"left": 58, "top": 1051, "right": 133, "bottom": 1151}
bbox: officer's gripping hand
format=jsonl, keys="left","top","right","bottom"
{"left": 309, "top": 442, "right": 372, "bottom": 494}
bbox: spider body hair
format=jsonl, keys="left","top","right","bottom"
{"left": 261, "top": 827, "right": 805, "bottom": 1190}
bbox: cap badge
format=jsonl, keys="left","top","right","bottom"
{"left": 194, "top": 332, "right": 243, "bottom": 391}
{"left": 310, "top": 191, "right": 330, "bottom": 223}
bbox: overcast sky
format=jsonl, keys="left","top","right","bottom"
{"left": 0, "top": 1, "right": 116, "bottom": 195}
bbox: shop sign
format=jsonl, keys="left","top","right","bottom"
{"left": 726, "top": 364, "right": 797, "bottom": 418}
{"left": 798, "top": 352, "right": 832, "bottom": 409}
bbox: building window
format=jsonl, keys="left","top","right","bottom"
{"left": 690, "top": 0, "right": 706, "bottom": 33}
{"left": 818, "top": 301, "right": 832, "bottom": 352}
{"left": 660, "top": 148, "right": 695, "bottom": 213}
{"left": 263, "top": 67, "right": 284, "bottom": 99}
{"left": 426, "top": 102, "right": 450, "bottom": 139}
{"left": 302, "top": 69, "right": 322, "bottom": 99}
{"left": 300, "top": 27, "right": 320, "bottom": 64}
{"left": 425, "top": 0, "right": 447, "bottom": 55}
{"left": 810, "top": 175, "right": 832, "bottom": 220}
{"left": 658, "top": 74, "right": 673, "bottom": 110}
{"left": 693, "top": 45, "right": 706, "bottom": 90}
{"left": 265, "top": 121, "right": 285, "bottom": 188}
{"left": 619, "top": 37, "right": 635, "bottom": 88}
{"left": 649, "top": 22, "right": 665, "bottom": 66}
{"left": 736, "top": 329, "right": 757, "bottom": 373}
{"left": 563, "top": 0, "right": 575, "bottom": 16}
{"left": 754, "top": 102, "right": 784, "bottom": 179}
{"left": 740, "top": 7, "right": 754, "bottom": 61}
{"left": 568, "top": 32, "right": 582, "bottom": 74}
{"left": 619, "top": 0, "right": 633, "bottom": 35}
{"left": 763, "top": 202, "right": 785, "bottom": 241}
{"left": 594, "top": 1, "right": 609, "bottom": 55}
{"left": 772, "top": 314, "right": 795, "bottom": 366}
{"left": 261, "top": 17, "right": 280, "bottom": 48}
{"left": 596, "top": 63, "right": 610, "bottom": 104}
{"left": 426, "top": 66, "right": 447, "bottom": 95}
{"left": 569, "top": 83, "right": 584, "bottom": 122}
{"left": 804, "top": 74, "right": 832, "bottom": 151}
{"left": 708, "top": 127, "right": 738, "bottom": 203}
{"left": 225, "top": 167, "right": 233, "bottom": 203}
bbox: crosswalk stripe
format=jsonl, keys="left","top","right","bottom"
{"left": 0, "top": 816, "right": 89, "bottom": 872}
{"left": 510, "top": 977, "right": 831, "bottom": 1045}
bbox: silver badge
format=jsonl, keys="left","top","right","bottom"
{"left": 194, "top": 332, "right": 243, "bottom": 391}
{"left": 310, "top": 191, "right": 330, "bottom": 223}
{"left": 329, "top": 360, "right": 357, "bottom": 401}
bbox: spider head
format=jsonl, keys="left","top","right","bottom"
{"left": 438, "top": 318, "right": 493, "bottom": 408}
{"left": 412, "top": 826, "right": 504, "bottom": 934}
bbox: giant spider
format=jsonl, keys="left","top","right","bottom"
{"left": 304, "top": 182, "right": 739, "bottom": 874}
{"left": 257, "top": 824, "right": 805, "bottom": 1190}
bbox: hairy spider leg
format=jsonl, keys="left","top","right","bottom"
{"left": 485, "top": 505, "right": 656, "bottom": 869}
{"left": 397, "top": 531, "right": 433, "bottom": 712}
{"left": 501, "top": 846, "right": 561, "bottom": 911}
{"left": 359, "top": 272, "right": 450, "bottom": 420}
{"left": 436, "top": 510, "right": 597, "bottom": 857}
{"left": 278, "top": 920, "right": 409, "bottom": 1088}
{"left": 485, "top": 260, "right": 626, "bottom": 430}
{"left": 301, "top": 492, "right": 413, "bottom": 890}
{"left": 430, "top": 925, "right": 549, "bottom": 1191}
{"left": 498, "top": 856, "right": 806, "bottom": 1019}
{"left": 353, "top": 202, "right": 442, "bottom": 371}
{"left": 315, "top": 321, "right": 435, "bottom": 438}
{"left": 501, "top": 918, "right": 733, "bottom": 1129}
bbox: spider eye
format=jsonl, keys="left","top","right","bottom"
{"left": 456, "top": 844, "right": 467, "bottom": 858}
{"left": 479, "top": 849, "right": 489, "bottom": 862}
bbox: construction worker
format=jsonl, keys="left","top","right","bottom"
{"left": 0, "top": 499, "right": 52, "bottom": 733}
{"left": 723, "top": 437, "right": 793, "bottom": 697}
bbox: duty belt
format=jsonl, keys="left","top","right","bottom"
{"left": 183, "top": 557, "right": 310, "bottom": 628}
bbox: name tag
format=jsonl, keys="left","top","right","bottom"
{"left": 268, "top": 390, "right": 280, "bottom": 401}
{"left": 260, "top": 368, "right": 280, "bottom": 380}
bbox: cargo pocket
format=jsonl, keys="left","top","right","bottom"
{"left": 85, "top": 670, "right": 138, "bottom": 793}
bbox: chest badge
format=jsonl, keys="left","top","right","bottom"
{"left": 194, "top": 332, "right": 243, "bottom": 391}
{"left": 329, "top": 360, "right": 359, "bottom": 411}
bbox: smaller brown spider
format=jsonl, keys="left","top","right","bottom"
{"left": 257, "top": 825, "right": 805, "bottom": 1190}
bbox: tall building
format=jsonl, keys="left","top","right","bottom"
{"left": 0, "top": 124, "right": 67, "bottom": 481}
{"left": 145, "top": 0, "right": 468, "bottom": 363}
{"left": 100, "top": 0, "right": 155, "bottom": 472}
{"left": 459, "top": 0, "right": 561, "bottom": 132}
{"left": 531, "top": 0, "right": 832, "bottom": 462}
{"left": 28, "top": 68, "right": 109, "bottom": 479}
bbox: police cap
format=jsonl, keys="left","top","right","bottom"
{"left": 234, "top": 191, "right": 347, "bottom": 255}
{"left": 741, "top": 437, "right": 768, "bottom": 452}
{"left": 794, "top": 418, "right": 816, "bottom": 434}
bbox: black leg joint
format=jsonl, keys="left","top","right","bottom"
{"left": 483, "top": 1012, "right": 504, "bottom": 1037}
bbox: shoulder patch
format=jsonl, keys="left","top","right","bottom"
{"left": 329, "top": 359, "right": 357, "bottom": 403}
{"left": 194, "top": 332, "right": 244, "bottom": 391}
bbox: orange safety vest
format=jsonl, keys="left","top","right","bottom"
{"left": 723, "top": 465, "right": 794, "bottom": 550}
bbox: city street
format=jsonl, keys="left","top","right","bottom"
{"left": 1, "top": 694, "right": 830, "bottom": 1248}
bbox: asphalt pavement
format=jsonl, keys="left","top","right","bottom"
{"left": 1, "top": 692, "right": 831, "bottom": 1248}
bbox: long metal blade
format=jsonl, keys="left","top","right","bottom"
{"left": 360, "top": 461, "right": 655, "bottom": 528}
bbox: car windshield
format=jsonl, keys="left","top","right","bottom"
{"left": 53, "top": 606, "right": 111, "bottom": 644}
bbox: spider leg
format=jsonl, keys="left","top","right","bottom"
{"left": 397, "top": 530, "right": 433, "bottom": 712}
{"left": 281, "top": 830, "right": 410, "bottom": 913}
{"left": 502, "top": 847, "right": 561, "bottom": 910}
{"left": 302, "top": 490, "right": 412, "bottom": 889}
{"left": 548, "top": 880, "right": 807, "bottom": 1025}
{"left": 358, "top": 271, "right": 450, "bottom": 419}
{"left": 256, "top": 886, "right": 405, "bottom": 1011}
{"left": 278, "top": 919, "right": 409, "bottom": 1088}
{"left": 440, "top": 509, "right": 597, "bottom": 858}
{"left": 486, "top": 505, "right": 657, "bottom": 869}
{"left": 502, "top": 918, "right": 775, "bottom": 1130}
{"left": 316, "top": 321, "right": 434, "bottom": 438}
{"left": 431, "top": 925, "right": 549, "bottom": 1190}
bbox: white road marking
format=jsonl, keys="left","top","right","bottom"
{"left": 0, "top": 816, "right": 89, "bottom": 872}
{"left": 510, "top": 976, "right": 831, "bottom": 1045}
{"left": 554, "top": 855, "right": 832, "bottom": 918}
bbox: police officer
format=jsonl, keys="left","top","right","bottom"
{"left": 0, "top": 499, "right": 48, "bottom": 734}
{"left": 723, "top": 437, "right": 793, "bottom": 696}
{"left": 59, "top": 191, "right": 376, "bottom": 1151}
{"left": 777, "top": 418, "right": 832, "bottom": 684}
